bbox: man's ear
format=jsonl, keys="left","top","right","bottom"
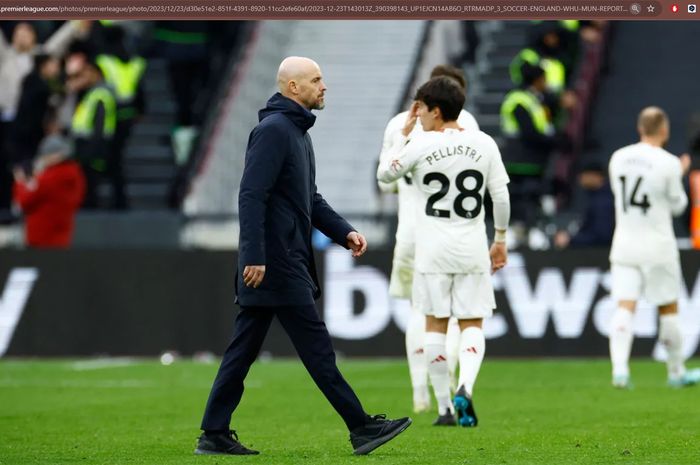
{"left": 288, "top": 80, "right": 298, "bottom": 95}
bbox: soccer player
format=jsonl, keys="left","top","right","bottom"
{"left": 377, "top": 77, "right": 510, "bottom": 426}
{"left": 608, "top": 106, "right": 700, "bottom": 389}
{"left": 378, "top": 65, "right": 479, "bottom": 413}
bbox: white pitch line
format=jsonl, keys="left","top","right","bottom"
{"left": 70, "top": 357, "right": 139, "bottom": 371}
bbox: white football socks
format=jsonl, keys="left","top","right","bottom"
{"left": 425, "top": 332, "right": 452, "bottom": 415}
{"left": 405, "top": 307, "right": 429, "bottom": 409}
{"left": 659, "top": 314, "right": 686, "bottom": 381}
{"left": 446, "top": 318, "right": 460, "bottom": 390}
{"left": 458, "top": 327, "right": 485, "bottom": 397}
{"left": 609, "top": 307, "right": 634, "bottom": 379}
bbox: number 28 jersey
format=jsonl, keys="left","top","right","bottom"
{"left": 609, "top": 142, "right": 688, "bottom": 265}
{"left": 377, "top": 128, "right": 509, "bottom": 274}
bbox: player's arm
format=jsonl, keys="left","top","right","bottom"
{"left": 377, "top": 116, "right": 402, "bottom": 193}
{"left": 668, "top": 156, "right": 689, "bottom": 217}
{"left": 376, "top": 134, "right": 422, "bottom": 184}
{"left": 486, "top": 137, "right": 511, "bottom": 273}
{"left": 238, "top": 123, "right": 287, "bottom": 286}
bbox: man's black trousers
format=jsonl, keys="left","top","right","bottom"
{"left": 200, "top": 304, "right": 367, "bottom": 432}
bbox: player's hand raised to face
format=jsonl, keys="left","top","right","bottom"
{"left": 401, "top": 101, "right": 420, "bottom": 137}
{"left": 489, "top": 242, "right": 507, "bottom": 274}
{"left": 243, "top": 265, "right": 266, "bottom": 288}
{"left": 346, "top": 231, "right": 368, "bottom": 257}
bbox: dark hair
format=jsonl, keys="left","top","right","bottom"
{"left": 33, "top": 53, "right": 52, "bottom": 70}
{"left": 430, "top": 64, "right": 467, "bottom": 91}
{"left": 520, "top": 63, "right": 545, "bottom": 86}
{"left": 414, "top": 77, "right": 465, "bottom": 122}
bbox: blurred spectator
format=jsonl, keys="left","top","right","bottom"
{"left": 152, "top": 21, "right": 210, "bottom": 166}
{"left": 0, "top": 21, "right": 87, "bottom": 214}
{"left": 509, "top": 22, "right": 577, "bottom": 126}
{"left": 65, "top": 53, "right": 117, "bottom": 209}
{"left": 12, "top": 133, "right": 85, "bottom": 248}
{"left": 500, "top": 63, "right": 561, "bottom": 228}
{"left": 95, "top": 24, "right": 146, "bottom": 209}
{"left": 7, "top": 54, "right": 62, "bottom": 173}
{"left": 554, "top": 162, "right": 614, "bottom": 249}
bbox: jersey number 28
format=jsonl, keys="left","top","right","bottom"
{"left": 423, "top": 170, "right": 483, "bottom": 219}
{"left": 618, "top": 175, "right": 651, "bottom": 214}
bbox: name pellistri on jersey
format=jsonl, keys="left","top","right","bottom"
{"left": 426, "top": 145, "right": 482, "bottom": 166}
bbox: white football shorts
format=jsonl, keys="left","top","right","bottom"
{"left": 389, "top": 241, "right": 414, "bottom": 299}
{"left": 413, "top": 272, "right": 495, "bottom": 319}
{"left": 611, "top": 261, "right": 682, "bottom": 306}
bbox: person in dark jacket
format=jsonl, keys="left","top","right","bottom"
{"left": 554, "top": 162, "right": 615, "bottom": 248}
{"left": 196, "top": 57, "right": 411, "bottom": 457}
{"left": 7, "top": 53, "right": 61, "bottom": 172}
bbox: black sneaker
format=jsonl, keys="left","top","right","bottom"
{"left": 432, "top": 411, "right": 456, "bottom": 426}
{"left": 453, "top": 386, "right": 478, "bottom": 427}
{"left": 349, "top": 414, "right": 412, "bottom": 455}
{"left": 194, "top": 430, "right": 260, "bottom": 455}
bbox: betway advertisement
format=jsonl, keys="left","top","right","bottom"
{"left": 1, "top": 248, "right": 699, "bottom": 357}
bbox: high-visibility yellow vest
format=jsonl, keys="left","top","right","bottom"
{"left": 96, "top": 55, "right": 146, "bottom": 103}
{"left": 71, "top": 84, "right": 117, "bottom": 139}
{"left": 500, "top": 89, "right": 554, "bottom": 137}
{"left": 509, "top": 48, "right": 566, "bottom": 94}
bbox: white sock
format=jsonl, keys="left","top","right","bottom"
{"left": 609, "top": 308, "right": 634, "bottom": 378}
{"left": 405, "top": 307, "right": 429, "bottom": 405}
{"left": 659, "top": 314, "right": 686, "bottom": 381}
{"left": 446, "top": 318, "right": 460, "bottom": 389}
{"left": 458, "top": 327, "right": 485, "bottom": 397}
{"left": 425, "top": 332, "right": 451, "bottom": 415}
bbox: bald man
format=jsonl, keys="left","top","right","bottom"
{"left": 608, "top": 106, "right": 700, "bottom": 389}
{"left": 196, "top": 57, "right": 411, "bottom": 456}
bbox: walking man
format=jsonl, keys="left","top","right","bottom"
{"left": 196, "top": 56, "right": 411, "bottom": 456}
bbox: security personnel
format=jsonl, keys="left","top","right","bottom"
{"left": 67, "top": 55, "right": 117, "bottom": 209}
{"left": 509, "top": 22, "right": 568, "bottom": 94}
{"left": 500, "top": 63, "right": 559, "bottom": 228}
{"left": 95, "top": 25, "right": 146, "bottom": 209}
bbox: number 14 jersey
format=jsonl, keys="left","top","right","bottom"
{"left": 609, "top": 142, "right": 688, "bottom": 265}
{"left": 377, "top": 128, "right": 509, "bottom": 274}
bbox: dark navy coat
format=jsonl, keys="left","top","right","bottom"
{"left": 237, "top": 93, "right": 354, "bottom": 306}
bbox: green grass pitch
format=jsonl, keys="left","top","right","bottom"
{"left": 1, "top": 358, "right": 698, "bottom": 464}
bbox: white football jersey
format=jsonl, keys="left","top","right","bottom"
{"left": 378, "top": 109, "right": 479, "bottom": 244}
{"left": 609, "top": 142, "right": 688, "bottom": 265}
{"left": 378, "top": 128, "right": 509, "bottom": 273}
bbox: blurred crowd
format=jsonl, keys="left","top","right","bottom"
{"left": 497, "top": 20, "right": 611, "bottom": 249}
{"left": 0, "top": 20, "right": 241, "bottom": 248}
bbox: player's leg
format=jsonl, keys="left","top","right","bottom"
{"left": 658, "top": 301, "right": 688, "bottom": 384}
{"left": 391, "top": 241, "right": 430, "bottom": 412}
{"left": 415, "top": 271, "right": 454, "bottom": 424}
{"left": 425, "top": 315, "right": 453, "bottom": 424}
{"left": 405, "top": 305, "right": 430, "bottom": 412}
{"left": 446, "top": 317, "right": 460, "bottom": 392}
{"left": 609, "top": 264, "right": 641, "bottom": 388}
{"left": 451, "top": 273, "right": 493, "bottom": 427}
{"left": 649, "top": 261, "right": 700, "bottom": 386}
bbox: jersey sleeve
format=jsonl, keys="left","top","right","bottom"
{"left": 376, "top": 132, "right": 425, "bottom": 184}
{"left": 377, "top": 114, "right": 405, "bottom": 193}
{"left": 458, "top": 110, "right": 480, "bottom": 132}
{"left": 667, "top": 157, "right": 688, "bottom": 217}
{"left": 484, "top": 134, "right": 510, "bottom": 192}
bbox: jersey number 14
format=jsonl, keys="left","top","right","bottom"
{"left": 423, "top": 170, "right": 483, "bottom": 219}
{"left": 618, "top": 175, "right": 651, "bottom": 214}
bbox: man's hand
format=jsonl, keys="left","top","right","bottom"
{"left": 346, "top": 231, "right": 368, "bottom": 257}
{"left": 401, "top": 101, "right": 419, "bottom": 137}
{"left": 680, "top": 153, "right": 691, "bottom": 176}
{"left": 489, "top": 242, "right": 507, "bottom": 274}
{"left": 243, "top": 265, "right": 265, "bottom": 288}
